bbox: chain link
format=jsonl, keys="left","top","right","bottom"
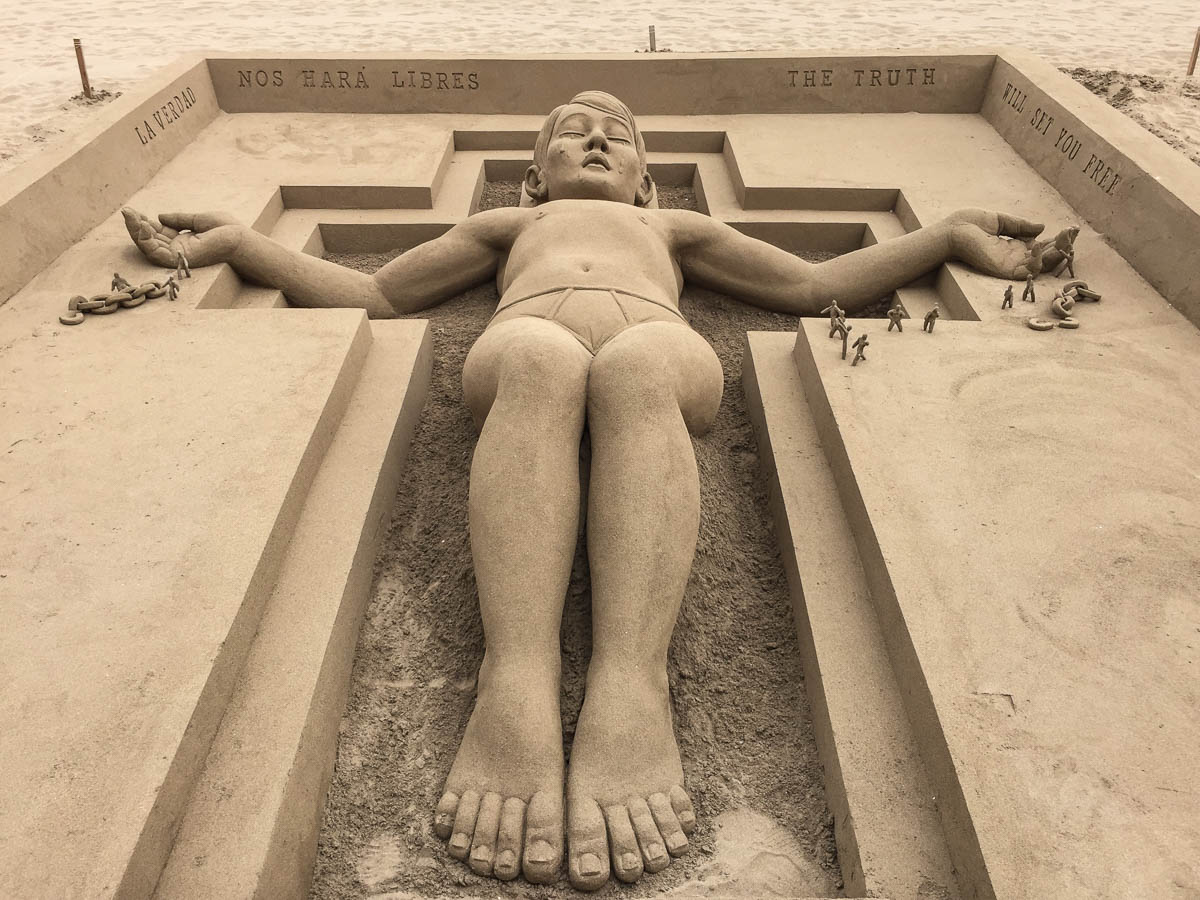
{"left": 58, "top": 270, "right": 182, "bottom": 326}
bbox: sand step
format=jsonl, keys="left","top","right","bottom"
{"left": 152, "top": 320, "right": 432, "bottom": 900}
{"left": 742, "top": 331, "right": 960, "bottom": 899}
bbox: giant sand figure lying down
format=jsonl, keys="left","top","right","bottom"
{"left": 124, "top": 90, "right": 1048, "bottom": 891}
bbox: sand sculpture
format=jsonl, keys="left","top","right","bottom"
{"left": 123, "top": 90, "right": 1050, "bottom": 891}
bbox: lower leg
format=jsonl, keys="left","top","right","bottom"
{"left": 566, "top": 399, "right": 700, "bottom": 888}
{"left": 437, "top": 320, "right": 591, "bottom": 883}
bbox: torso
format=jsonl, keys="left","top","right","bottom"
{"left": 498, "top": 200, "right": 683, "bottom": 309}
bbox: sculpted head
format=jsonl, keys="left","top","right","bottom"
{"left": 522, "top": 91, "right": 657, "bottom": 207}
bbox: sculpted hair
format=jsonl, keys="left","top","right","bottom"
{"left": 522, "top": 90, "right": 657, "bottom": 207}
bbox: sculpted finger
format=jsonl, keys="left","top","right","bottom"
{"left": 997, "top": 212, "right": 1044, "bottom": 239}
{"left": 121, "top": 207, "right": 148, "bottom": 242}
{"left": 131, "top": 222, "right": 177, "bottom": 268}
{"left": 158, "top": 211, "right": 197, "bottom": 233}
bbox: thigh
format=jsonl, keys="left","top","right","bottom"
{"left": 587, "top": 321, "right": 724, "bottom": 436}
{"left": 462, "top": 315, "right": 593, "bottom": 431}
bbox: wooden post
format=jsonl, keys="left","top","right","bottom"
{"left": 73, "top": 39, "right": 93, "bottom": 99}
{"left": 1188, "top": 27, "right": 1199, "bottom": 76}
{"left": 649, "top": 25, "right": 656, "bottom": 52}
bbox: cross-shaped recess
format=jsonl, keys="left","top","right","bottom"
{"left": 199, "top": 129, "right": 981, "bottom": 323}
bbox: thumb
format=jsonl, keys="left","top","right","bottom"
{"left": 997, "top": 213, "right": 1044, "bottom": 239}
{"left": 158, "top": 211, "right": 197, "bottom": 232}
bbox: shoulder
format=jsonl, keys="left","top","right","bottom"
{"left": 458, "top": 206, "right": 534, "bottom": 249}
{"left": 649, "top": 208, "right": 725, "bottom": 249}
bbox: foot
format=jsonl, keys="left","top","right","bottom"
{"left": 564, "top": 665, "right": 696, "bottom": 890}
{"left": 433, "top": 657, "right": 565, "bottom": 883}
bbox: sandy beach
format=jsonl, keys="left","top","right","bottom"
{"left": 1, "top": 0, "right": 1198, "bottom": 175}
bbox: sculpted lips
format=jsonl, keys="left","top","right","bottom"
{"left": 582, "top": 151, "right": 610, "bottom": 170}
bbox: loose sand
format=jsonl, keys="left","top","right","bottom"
{"left": 309, "top": 183, "right": 854, "bottom": 898}
{"left": 2, "top": 1, "right": 1199, "bottom": 175}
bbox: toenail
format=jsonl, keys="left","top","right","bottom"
{"left": 579, "top": 853, "right": 602, "bottom": 876}
{"left": 666, "top": 832, "right": 687, "bottom": 853}
{"left": 646, "top": 841, "right": 666, "bottom": 860}
{"left": 470, "top": 845, "right": 491, "bottom": 863}
{"left": 620, "top": 851, "right": 640, "bottom": 870}
{"left": 496, "top": 849, "right": 516, "bottom": 870}
{"left": 679, "top": 810, "right": 696, "bottom": 826}
{"left": 449, "top": 833, "right": 470, "bottom": 851}
{"left": 527, "top": 839, "right": 555, "bottom": 863}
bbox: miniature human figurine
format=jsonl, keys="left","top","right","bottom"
{"left": 1022, "top": 273, "right": 1036, "bottom": 303}
{"left": 1002, "top": 284, "right": 1014, "bottom": 309}
{"left": 122, "top": 90, "right": 1045, "bottom": 892}
{"left": 112, "top": 272, "right": 132, "bottom": 292}
{"left": 1053, "top": 245, "right": 1075, "bottom": 278}
{"left": 175, "top": 252, "right": 191, "bottom": 280}
{"left": 923, "top": 303, "right": 940, "bottom": 333}
{"left": 850, "top": 332, "right": 869, "bottom": 365}
{"left": 832, "top": 317, "right": 852, "bottom": 358}
{"left": 886, "top": 303, "right": 904, "bottom": 331}
{"left": 820, "top": 299, "right": 845, "bottom": 337}
{"left": 165, "top": 274, "right": 179, "bottom": 301}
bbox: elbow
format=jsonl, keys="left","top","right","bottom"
{"left": 368, "top": 276, "right": 405, "bottom": 318}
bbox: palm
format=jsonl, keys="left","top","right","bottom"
{"left": 943, "top": 208, "right": 1045, "bottom": 279}
{"left": 121, "top": 207, "right": 241, "bottom": 269}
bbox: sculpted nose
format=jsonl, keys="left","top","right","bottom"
{"left": 584, "top": 128, "right": 609, "bottom": 151}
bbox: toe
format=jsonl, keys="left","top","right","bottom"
{"left": 434, "top": 791, "right": 460, "bottom": 839}
{"left": 669, "top": 784, "right": 697, "bottom": 835}
{"left": 627, "top": 796, "right": 669, "bottom": 873}
{"left": 648, "top": 792, "right": 688, "bottom": 857}
{"left": 603, "top": 805, "right": 644, "bottom": 883}
{"left": 448, "top": 789, "right": 481, "bottom": 860}
{"left": 469, "top": 792, "right": 502, "bottom": 876}
{"left": 493, "top": 797, "right": 525, "bottom": 881}
{"left": 522, "top": 789, "right": 564, "bottom": 884}
{"left": 567, "top": 796, "right": 610, "bottom": 890}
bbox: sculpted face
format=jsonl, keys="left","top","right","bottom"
{"left": 525, "top": 92, "right": 654, "bottom": 206}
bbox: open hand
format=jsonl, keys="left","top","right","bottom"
{"left": 121, "top": 207, "right": 244, "bottom": 269}
{"left": 942, "top": 208, "right": 1045, "bottom": 278}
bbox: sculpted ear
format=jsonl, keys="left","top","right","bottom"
{"left": 635, "top": 171, "right": 659, "bottom": 209}
{"left": 521, "top": 165, "right": 549, "bottom": 207}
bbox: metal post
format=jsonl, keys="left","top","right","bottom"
{"left": 73, "top": 39, "right": 93, "bottom": 99}
{"left": 649, "top": 25, "right": 656, "bottom": 52}
{"left": 1188, "top": 27, "right": 1199, "bottom": 76}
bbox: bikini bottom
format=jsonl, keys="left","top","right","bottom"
{"left": 488, "top": 285, "right": 689, "bottom": 354}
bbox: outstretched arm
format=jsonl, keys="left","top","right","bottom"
{"left": 123, "top": 207, "right": 527, "bottom": 317}
{"left": 668, "top": 208, "right": 1044, "bottom": 316}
